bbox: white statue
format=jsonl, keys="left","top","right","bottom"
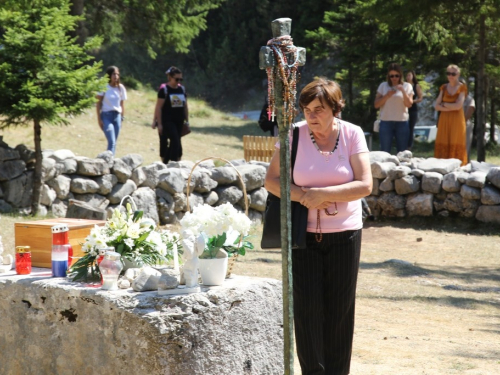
{"left": 180, "top": 229, "right": 204, "bottom": 288}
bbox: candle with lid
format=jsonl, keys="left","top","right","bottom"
{"left": 99, "top": 250, "right": 123, "bottom": 290}
{"left": 51, "top": 224, "right": 72, "bottom": 277}
{"left": 16, "top": 246, "right": 32, "bottom": 275}
{"left": 97, "top": 247, "right": 113, "bottom": 284}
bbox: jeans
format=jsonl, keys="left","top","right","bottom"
{"left": 101, "top": 110, "right": 121, "bottom": 155}
{"left": 379, "top": 120, "right": 409, "bottom": 154}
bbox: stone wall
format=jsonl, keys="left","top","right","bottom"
{"left": 0, "top": 139, "right": 268, "bottom": 224}
{"left": 3, "top": 138, "right": 500, "bottom": 225}
{"left": 368, "top": 151, "right": 500, "bottom": 224}
{"left": 0, "top": 270, "right": 284, "bottom": 375}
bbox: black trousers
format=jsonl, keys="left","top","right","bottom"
{"left": 292, "top": 229, "right": 362, "bottom": 375}
{"left": 159, "top": 120, "right": 183, "bottom": 164}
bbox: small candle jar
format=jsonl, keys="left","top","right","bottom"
{"left": 97, "top": 247, "right": 113, "bottom": 285}
{"left": 16, "top": 246, "right": 32, "bottom": 275}
{"left": 99, "top": 251, "right": 123, "bottom": 290}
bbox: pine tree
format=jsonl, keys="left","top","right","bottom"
{"left": 0, "top": 0, "right": 105, "bottom": 215}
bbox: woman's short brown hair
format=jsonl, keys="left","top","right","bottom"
{"left": 386, "top": 63, "right": 404, "bottom": 86}
{"left": 299, "top": 78, "right": 345, "bottom": 116}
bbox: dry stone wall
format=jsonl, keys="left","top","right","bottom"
{"left": 0, "top": 139, "right": 268, "bottom": 224}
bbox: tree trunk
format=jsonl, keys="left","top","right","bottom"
{"left": 70, "top": 0, "right": 87, "bottom": 45}
{"left": 31, "top": 119, "right": 43, "bottom": 215}
{"left": 476, "top": 14, "right": 487, "bottom": 161}
{"left": 490, "top": 83, "right": 496, "bottom": 143}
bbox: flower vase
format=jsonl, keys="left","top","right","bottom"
{"left": 198, "top": 257, "right": 228, "bottom": 286}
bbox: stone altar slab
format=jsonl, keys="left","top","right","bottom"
{"left": 0, "top": 269, "right": 283, "bottom": 375}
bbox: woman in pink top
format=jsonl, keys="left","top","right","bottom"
{"left": 265, "top": 78, "right": 372, "bottom": 375}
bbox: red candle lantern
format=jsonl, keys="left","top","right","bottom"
{"left": 16, "top": 246, "right": 32, "bottom": 275}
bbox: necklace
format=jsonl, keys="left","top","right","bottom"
{"left": 315, "top": 203, "right": 338, "bottom": 242}
{"left": 309, "top": 121, "right": 340, "bottom": 162}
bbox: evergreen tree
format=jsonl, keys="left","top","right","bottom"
{"left": 0, "top": 0, "right": 105, "bottom": 215}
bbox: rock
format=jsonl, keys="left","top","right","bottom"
{"left": 40, "top": 184, "right": 57, "bottom": 206}
{"left": 66, "top": 199, "right": 107, "bottom": 220}
{"left": 461, "top": 199, "right": 479, "bottom": 218}
{"left": 394, "top": 175, "right": 420, "bottom": 195}
{"left": 0, "top": 146, "right": 20, "bottom": 161}
{"left": 481, "top": 185, "right": 500, "bottom": 205}
{"left": 2, "top": 171, "right": 33, "bottom": 207}
{"left": 248, "top": 187, "right": 268, "bottom": 211}
{"left": 235, "top": 164, "right": 267, "bottom": 191}
{"left": 0, "top": 199, "right": 13, "bottom": 213}
{"left": 188, "top": 169, "right": 218, "bottom": 193}
{"left": 211, "top": 166, "right": 239, "bottom": 185}
{"left": 95, "top": 174, "right": 118, "bottom": 195}
{"left": 96, "top": 150, "right": 114, "bottom": 169}
{"left": 51, "top": 199, "right": 68, "bottom": 217}
{"left": 406, "top": 193, "right": 434, "bottom": 216}
{"left": 47, "top": 174, "right": 72, "bottom": 199}
{"left": 442, "top": 172, "right": 461, "bottom": 192}
{"left": 76, "top": 156, "right": 110, "bottom": 176}
{"left": 369, "top": 151, "right": 400, "bottom": 165}
{"left": 421, "top": 172, "right": 443, "bottom": 194}
{"left": 49, "top": 149, "right": 76, "bottom": 162}
{"left": 444, "top": 193, "right": 463, "bottom": 213}
{"left": 124, "top": 268, "right": 141, "bottom": 282}
{"left": 73, "top": 193, "right": 109, "bottom": 210}
{"left": 121, "top": 154, "right": 143, "bottom": 170}
{"left": 59, "top": 158, "right": 77, "bottom": 174}
{"left": 486, "top": 167, "right": 500, "bottom": 189}
{"left": 167, "top": 160, "right": 196, "bottom": 170}
{"left": 397, "top": 150, "right": 413, "bottom": 163}
{"left": 157, "top": 268, "right": 180, "bottom": 290}
{"left": 157, "top": 189, "right": 176, "bottom": 225}
{"left": 132, "top": 267, "right": 162, "bottom": 292}
{"left": 112, "top": 158, "right": 132, "bottom": 183}
{"left": 216, "top": 186, "right": 244, "bottom": 206}
{"left": 466, "top": 171, "right": 486, "bottom": 188}
{"left": 387, "top": 166, "right": 412, "bottom": 180}
{"left": 0, "top": 159, "right": 26, "bottom": 181}
{"left": 204, "top": 191, "right": 219, "bottom": 206}
{"left": 117, "top": 278, "right": 131, "bottom": 289}
{"left": 460, "top": 185, "right": 481, "bottom": 200}
{"left": 416, "top": 158, "right": 461, "bottom": 174}
{"left": 371, "top": 161, "right": 397, "bottom": 179}
{"left": 470, "top": 160, "right": 497, "bottom": 173}
{"left": 131, "top": 167, "right": 147, "bottom": 187}
{"left": 476, "top": 205, "right": 500, "bottom": 224}
{"left": 107, "top": 180, "right": 137, "bottom": 205}
{"left": 379, "top": 177, "right": 394, "bottom": 192}
{"left": 132, "top": 187, "right": 159, "bottom": 224}
{"left": 70, "top": 176, "right": 100, "bottom": 194}
{"left": 377, "top": 192, "right": 406, "bottom": 217}
{"left": 158, "top": 169, "right": 185, "bottom": 194}
{"left": 409, "top": 168, "right": 425, "bottom": 178}
{"left": 371, "top": 178, "right": 381, "bottom": 196}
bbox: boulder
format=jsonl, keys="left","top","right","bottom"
{"left": 73, "top": 193, "right": 110, "bottom": 210}
{"left": 51, "top": 199, "right": 68, "bottom": 218}
{"left": 107, "top": 180, "right": 137, "bottom": 205}
{"left": 47, "top": 174, "right": 72, "bottom": 199}
{"left": 460, "top": 185, "right": 481, "bottom": 200}
{"left": 204, "top": 191, "right": 219, "bottom": 206}
{"left": 421, "top": 172, "right": 443, "bottom": 194}
{"left": 248, "top": 187, "right": 268, "bottom": 212}
{"left": 377, "top": 192, "right": 406, "bottom": 217}
{"left": 369, "top": 151, "right": 400, "bottom": 165}
{"left": 416, "top": 158, "right": 461, "bottom": 174}
{"left": 0, "top": 159, "right": 26, "bottom": 181}
{"left": 132, "top": 187, "right": 159, "bottom": 223}
{"left": 96, "top": 150, "right": 114, "bottom": 169}
{"left": 235, "top": 164, "right": 267, "bottom": 191}
{"left": 66, "top": 199, "right": 107, "bottom": 220}
{"left": 131, "top": 167, "right": 147, "bottom": 187}
{"left": 132, "top": 267, "right": 162, "bottom": 292}
{"left": 158, "top": 169, "right": 185, "bottom": 194}
{"left": 70, "top": 176, "right": 100, "bottom": 194}
{"left": 0, "top": 146, "right": 20, "bottom": 161}
{"left": 76, "top": 156, "right": 110, "bottom": 176}
{"left": 95, "top": 174, "right": 118, "bottom": 195}
{"left": 216, "top": 186, "right": 244, "bottom": 206}
{"left": 476, "top": 205, "right": 500, "bottom": 224}
{"left": 211, "top": 166, "right": 239, "bottom": 185}
{"left": 379, "top": 177, "right": 394, "bottom": 192}
{"left": 442, "top": 172, "right": 461, "bottom": 193}
{"left": 112, "top": 158, "right": 132, "bottom": 183}
{"left": 486, "top": 167, "right": 500, "bottom": 189}
{"left": 466, "top": 171, "right": 487, "bottom": 188}
{"left": 2, "top": 171, "right": 33, "bottom": 207}
{"left": 121, "top": 153, "right": 143, "bottom": 170}
{"left": 394, "top": 175, "right": 420, "bottom": 195}
{"left": 406, "top": 193, "right": 434, "bottom": 216}
{"left": 370, "top": 178, "right": 381, "bottom": 196}
{"left": 481, "top": 185, "right": 500, "bottom": 205}
{"left": 40, "top": 184, "right": 57, "bottom": 207}
{"left": 387, "top": 165, "right": 411, "bottom": 180}
{"left": 49, "top": 149, "right": 76, "bottom": 162}
{"left": 370, "top": 161, "right": 396, "bottom": 179}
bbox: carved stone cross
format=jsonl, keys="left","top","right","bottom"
{"left": 259, "top": 18, "right": 306, "bottom": 375}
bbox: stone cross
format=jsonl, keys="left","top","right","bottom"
{"left": 259, "top": 18, "right": 305, "bottom": 375}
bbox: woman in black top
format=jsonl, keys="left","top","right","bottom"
{"left": 405, "top": 70, "right": 423, "bottom": 150}
{"left": 152, "top": 66, "right": 189, "bottom": 164}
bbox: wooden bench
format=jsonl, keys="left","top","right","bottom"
{"left": 243, "top": 135, "right": 278, "bottom": 162}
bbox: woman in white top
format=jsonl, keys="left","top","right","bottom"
{"left": 374, "top": 63, "right": 413, "bottom": 153}
{"left": 96, "top": 66, "right": 127, "bottom": 155}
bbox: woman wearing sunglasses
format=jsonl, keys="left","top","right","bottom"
{"left": 374, "top": 63, "right": 414, "bottom": 153}
{"left": 152, "top": 66, "right": 189, "bottom": 164}
{"left": 434, "top": 65, "right": 467, "bottom": 165}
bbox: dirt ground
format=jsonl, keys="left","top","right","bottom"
{"left": 233, "top": 218, "right": 500, "bottom": 375}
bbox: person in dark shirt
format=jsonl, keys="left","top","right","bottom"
{"left": 152, "top": 66, "right": 189, "bottom": 164}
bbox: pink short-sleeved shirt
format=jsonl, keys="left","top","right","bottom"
{"left": 277, "top": 120, "right": 369, "bottom": 233}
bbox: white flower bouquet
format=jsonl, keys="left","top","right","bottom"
{"left": 180, "top": 203, "right": 253, "bottom": 259}
{"left": 70, "top": 203, "right": 180, "bottom": 281}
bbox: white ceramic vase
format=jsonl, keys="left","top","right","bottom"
{"left": 198, "top": 257, "right": 228, "bottom": 286}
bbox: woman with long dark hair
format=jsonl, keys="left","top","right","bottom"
{"left": 405, "top": 70, "right": 423, "bottom": 150}
{"left": 374, "top": 63, "right": 413, "bottom": 153}
{"left": 152, "top": 66, "right": 189, "bottom": 164}
{"left": 96, "top": 66, "right": 127, "bottom": 155}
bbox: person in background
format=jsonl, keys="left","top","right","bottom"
{"left": 96, "top": 66, "right": 127, "bottom": 155}
{"left": 405, "top": 70, "right": 424, "bottom": 150}
{"left": 434, "top": 64, "right": 467, "bottom": 166}
{"left": 258, "top": 96, "right": 278, "bottom": 136}
{"left": 152, "top": 66, "right": 189, "bottom": 164}
{"left": 374, "top": 63, "right": 414, "bottom": 154}
{"left": 462, "top": 84, "right": 476, "bottom": 162}
{"left": 265, "top": 78, "right": 372, "bottom": 375}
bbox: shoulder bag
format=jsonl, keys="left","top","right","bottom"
{"left": 261, "top": 125, "right": 308, "bottom": 249}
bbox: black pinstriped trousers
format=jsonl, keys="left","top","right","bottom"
{"left": 292, "top": 229, "right": 362, "bottom": 375}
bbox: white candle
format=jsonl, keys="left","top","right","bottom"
{"left": 173, "top": 244, "right": 179, "bottom": 273}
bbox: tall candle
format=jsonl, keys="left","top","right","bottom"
{"left": 173, "top": 244, "right": 179, "bottom": 273}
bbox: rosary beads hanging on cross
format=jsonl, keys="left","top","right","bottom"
{"left": 259, "top": 18, "right": 306, "bottom": 129}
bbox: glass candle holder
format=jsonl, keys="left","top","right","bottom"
{"left": 99, "top": 251, "right": 123, "bottom": 290}
{"left": 16, "top": 246, "right": 32, "bottom": 275}
{"left": 51, "top": 224, "right": 70, "bottom": 277}
{"left": 97, "top": 247, "right": 113, "bottom": 285}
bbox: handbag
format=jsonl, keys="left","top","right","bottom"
{"left": 181, "top": 122, "right": 191, "bottom": 137}
{"left": 261, "top": 126, "right": 308, "bottom": 250}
